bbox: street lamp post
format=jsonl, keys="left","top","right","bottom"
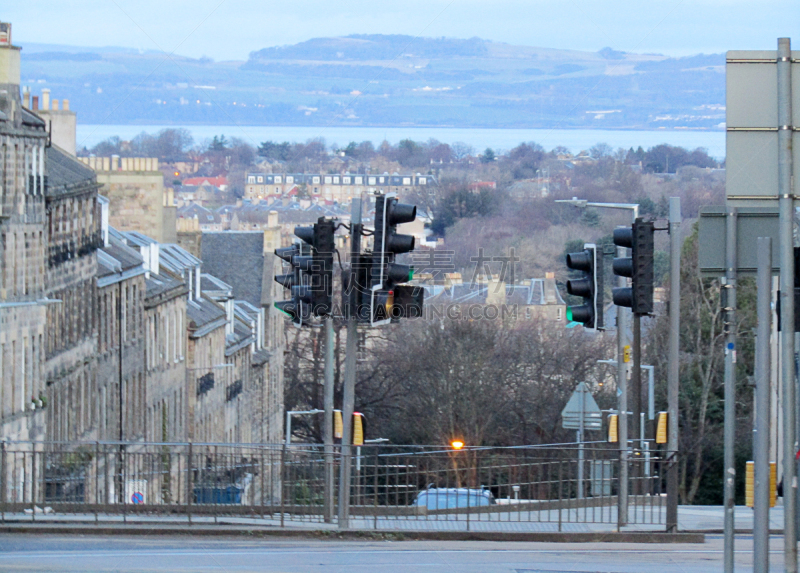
{"left": 284, "top": 409, "right": 324, "bottom": 447}
{"left": 556, "top": 198, "right": 638, "bottom": 527}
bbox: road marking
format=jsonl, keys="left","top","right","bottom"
{"left": 0, "top": 548, "right": 787, "bottom": 560}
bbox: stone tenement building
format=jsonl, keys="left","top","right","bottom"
{"left": 0, "top": 22, "right": 284, "bottom": 448}
{"left": 0, "top": 25, "right": 51, "bottom": 441}
{"left": 77, "top": 156, "right": 177, "bottom": 244}
{"left": 244, "top": 172, "right": 436, "bottom": 204}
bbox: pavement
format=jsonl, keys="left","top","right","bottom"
{"left": 0, "top": 505, "right": 785, "bottom": 540}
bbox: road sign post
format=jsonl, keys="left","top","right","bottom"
{"left": 562, "top": 383, "right": 602, "bottom": 501}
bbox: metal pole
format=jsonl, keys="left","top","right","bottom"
{"left": 724, "top": 207, "right": 738, "bottom": 573}
{"left": 777, "top": 36, "right": 797, "bottom": 573}
{"left": 617, "top": 243, "right": 629, "bottom": 528}
{"left": 338, "top": 197, "right": 362, "bottom": 529}
{"left": 754, "top": 237, "right": 772, "bottom": 573}
{"left": 632, "top": 313, "right": 642, "bottom": 495}
{"left": 578, "top": 384, "right": 585, "bottom": 500}
{"left": 285, "top": 411, "right": 292, "bottom": 447}
{"left": 323, "top": 315, "right": 335, "bottom": 523}
{"left": 666, "top": 196, "right": 681, "bottom": 532}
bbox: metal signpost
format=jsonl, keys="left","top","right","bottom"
{"left": 699, "top": 38, "right": 799, "bottom": 572}
{"left": 562, "top": 382, "right": 602, "bottom": 499}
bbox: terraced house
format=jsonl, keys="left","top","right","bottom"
{"left": 0, "top": 23, "right": 285, "bottom": 452}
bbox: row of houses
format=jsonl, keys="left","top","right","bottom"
{"left": 0, "top": 27, "right": 285, "bottom": 451}
{"left": 244, "top": 171, "right": 436, "bottom": 204}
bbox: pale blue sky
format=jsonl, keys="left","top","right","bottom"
{"left": 4, "top": 0, "right": 797, "bottom": 60}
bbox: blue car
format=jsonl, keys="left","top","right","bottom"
{"left": 414, "top": 488, "right": 495, "bottom": 510}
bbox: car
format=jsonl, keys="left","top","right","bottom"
{"left": 413, "top": 487, "right": 495, "bottom": 510}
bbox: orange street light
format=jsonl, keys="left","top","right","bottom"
{"left": 451, "top": 440, "right": 465, "bottom": 450}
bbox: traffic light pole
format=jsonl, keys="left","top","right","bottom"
{"left": 632, "top": 314, "right": 642, "bottom": 496}
{"left": 323, "top": 315, "right": 335, "bottom": 523}
{"left": 666, "top": 197, "right": 681, "bottom": 533}
{"left": 338, "top": 197, "right": 362, "bottom": 529}
{"left": 723, "top": 207, "right": 737, "bottom": 573}
{"left": 777, "top": 37, "right": 797, "bottom": 573}
{"left": 617, "top": 247, "right": 629, "bottom": 529}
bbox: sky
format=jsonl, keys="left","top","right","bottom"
{"left": 4, "top": 0, "right": 797, "bottom": 60}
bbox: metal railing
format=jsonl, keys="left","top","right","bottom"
{"left": 0, "top": 440, "right": 671, "bottom": 530}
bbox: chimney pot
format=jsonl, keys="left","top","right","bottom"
{"left": 52, "top": 99, "right": 59, "bottom": 111}
{"left": 62, "top": 99, "right": 69, "bottom": 111}
{"left": 41, "top": 88, "right": 50, "bottom": 110}
{"left": 31, "top": 95, "right": 38, "bottom": 110}
{"left": 22, "top": 86, "right": 29, "bottom": 109}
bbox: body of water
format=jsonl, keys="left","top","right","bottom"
{"left": 76, "top": 125, "right": 726, "bottom": 160}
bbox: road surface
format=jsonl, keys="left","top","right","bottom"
{"left": 0, "top": 533, "right": 787, "bottom": 572}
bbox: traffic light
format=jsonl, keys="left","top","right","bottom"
{"left": 332, "top": 410, "right": 366, "bottom": 445}
{"left": 612, "top": 218, "right": 655, "bottom": 315}
{"left": 309, "top": 217, "right": 335, "bottom": 317}
{"left": 565, "top": 243, "right": 603, "bottom": 329}
{"left": 274, "top": 219, "right": 336, "bottom": 325}
{"left": 369, "top": 194, "right": 422, "bottom": 325}
{"left": 274, "top": 234, "right": 313, "bottom": 327}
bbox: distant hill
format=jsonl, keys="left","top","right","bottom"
{"left": 19, "top": 35, "right": 725, "bottom": 130}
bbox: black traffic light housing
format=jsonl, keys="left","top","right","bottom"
{"left": 274, "top": 239, "right": 312, "bottom": 327}
{"left": 565, "top": 243, "right": 603, "bottom": 329}
{"left": 274, "top": 218, "right": 336, "bottom": 326}
{"left": 370, "top": 194, "right": 420, "bottom": 325}
{"left": 612, "top": 218, "right": 654, "bottom": 316}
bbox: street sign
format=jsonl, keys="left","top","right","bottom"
{"left": 726, "top": 51, "right": 800, "bottom": 207}
{"left": 562, "top": 382, "right": 602, "bottom": 430}
{"left": 698, "top": 206, "right": 781, "bottom": 277}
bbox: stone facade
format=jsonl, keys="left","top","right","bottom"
{"left": 0, "top": 29, "right": 51, "bottom": 442}
{"left": 0, "top": 22, "right": 285, "bottom": 450}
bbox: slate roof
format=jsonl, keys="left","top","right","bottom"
{"left": 186, "top": 296, "right": 227, "bottom": 338}
{"left": 21, "top": 107, "right": 46, "bottom": 128}
{"left": 145, "top": 270, "right": 185, "bottom": 302}
{"left": 46, "top": 146, "right": 99, "bottom": 197}
{"left": 97, "top": 230, "right": 147, "bottom": 287}
{"left": 200, "top": 232, "right": 265, "bottom": 307}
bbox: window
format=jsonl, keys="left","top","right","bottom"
{"left": 313, "top": 176, "right": 320, "bottom": 184}
{"left": 333, "top": 176, "right": 340, "bottom": 184}
{"left": 343, "top": 176, "right": 351, "bottom": 184}
{"left": 274, "top": 176, "right": 282, "bottom": 184}
{"left": 355, "top": 176, "right": 363, "bottom": 185}
{"left": 368, "top": 177, "right": 376, "bottom": 185}
{"left": 257, "top": 176, "right": 263, "bottom": 183}
{"left": 419, "top": 177, "right": 427, "bottom": 185}
{"left": 286, "top": 176, "right": 294, "bottom": 184}
{"left": 403, "top": 177, "right": 411, "bottom": 185}
{"left": 324, "top": 176, "right": 332, "bottom": 184}
{"left": 247, "top": 176, "right": 255, "bottom": 183}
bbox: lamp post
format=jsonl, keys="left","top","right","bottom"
{"left": 556, "top": 198, "right": 638, "bottom": 526}
{"left": 284, "top": 409, "right": 324, "bottom": 447}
